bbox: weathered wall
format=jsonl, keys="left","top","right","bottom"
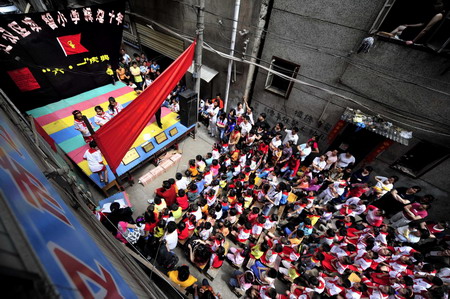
{"left": 249, "top": 0, "right": 450, "bottom": 217}
{"left": 127, "top": 0, "right": 450, "bottom": 216}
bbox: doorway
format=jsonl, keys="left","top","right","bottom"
{"left": 327, "top": 123, "right": 385, "bottom": 164}
{"left": 141, "top": 46, "right": 174, "bottom": 72}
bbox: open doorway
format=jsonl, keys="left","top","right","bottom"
{"left": 327, "top": 123, "right": 385, "bottom": 164}
{"left": 141, "top": 46, "right": 174, "bottom": 72}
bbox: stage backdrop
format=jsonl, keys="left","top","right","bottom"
{"left": 0, "top": 0, "right": 125, "bottom": 112}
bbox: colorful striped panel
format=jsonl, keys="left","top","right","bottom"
{"left": 27, "top": 83, "right": 128, "bottom": 118}
{"left": 27, "top": 83, "right": 190, "bottom": 188}
{"left": 41, "top": 90, "right": 137, "bottom": 136}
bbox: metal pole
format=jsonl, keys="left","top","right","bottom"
{"left": 224, "top": 0, "right": 241, "bottom": 112}
{"left": 194, "top": 0, "right": 205, "bottom": 129}
{"left": 243, "top": 0, "right": 269, "bottom": 102}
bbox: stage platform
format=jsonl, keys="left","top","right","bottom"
{"left": 27, "top": 82, "right": 194, "bottom": 192}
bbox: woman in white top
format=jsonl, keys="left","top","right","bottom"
{"left": 370, "top": 175, "right": 399, "bottom": 198}
{"left": 245, "top": 106, "right": 254, "bottom": 125}
{"left": 108, "top": 97, "right": 123, "bottom": 117}
{"left": 324, "top": 149, "right": 338, "bottom": 170}
{"left": 336, "top": 151, "right": 356, "bottom": 168}
{"left": 235, "top": 102, "right": 245, "bottom": 117}
{"left": 83, "top": 141, "right": 108, "bottom": 183}
{"left": 93, "top": 105, "right": 111, "bottom": 127}
{"left": 311, "top": 155, "right": 328, "bottom": 173}
{"left": 208, "top": 101, "right": 220, "bottom": 137}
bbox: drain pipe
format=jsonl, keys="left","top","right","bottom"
{"left": 224, "top": 0, "right": 241, "bottom": 111}
{"left": 243, "top": 0, "right": 270, "bottom": 103}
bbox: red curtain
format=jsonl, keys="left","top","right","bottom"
{"left": 94, "top": 41, "right": 196, "bottom": 172}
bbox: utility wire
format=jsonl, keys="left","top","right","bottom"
{"left": 143, "top": 18, "right": 450, "bottom": 137}
{"left": 138, "top": 17, "right": 450, "bottom": 135}
{"left": 169, "top": 1, "right": 450, "bottom": 89}
{"left": 271, "top": 7, "right": 368, "bottom": 33}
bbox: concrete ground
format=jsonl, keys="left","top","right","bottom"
{"left": 87, "top": 123, "right": 448, "bottom": 297}
{"left": 123, "top": 123, "right": 215, "bottom": 216}
{"left": 89, "top": 124, "right": 289, "bottom": 298}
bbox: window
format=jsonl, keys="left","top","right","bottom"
{"left": 391, "top": 141, "right": 450, "bottom": 177}
{"left": 265, "top": 56, "right": 300, "bottom": 99}
{"left": 370, "top": 0, "right": 450, "bottom": 53}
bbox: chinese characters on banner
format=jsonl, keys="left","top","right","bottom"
{"left": 0, "top": 8, "right": 123, "bottom": 55}
{"left": 257, "top": 101, "right": 331, "bottom": 140}
{"left": 41, "top": 54, "right": 110, "bottom": 76}
{"left": 363, "top": 139, "right": 394, "bottom": 164}
{"left": 0, "top": 0, "right": 125, "bottom": 111}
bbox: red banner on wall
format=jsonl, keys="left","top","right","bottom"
{"left": 327, "top": 120, "right": 346, "bottom": 144}
{"left": 363, "top": 139, "right": 394, "bottom": 164}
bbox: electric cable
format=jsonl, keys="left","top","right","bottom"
{"left": 137, "top": 13, "right": 450, "bottom": 101}
{"left": 145, "top": 18, "right": 450, "bottom": 136}
{"left": 169, "top": 1, "right": 450, "bottom": 89}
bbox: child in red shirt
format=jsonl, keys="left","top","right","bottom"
{"left": 176, "top": 189, "right": 189, "bottom": 211}
{"left": 177, "top": 221, "right": 190, "bottom": 240}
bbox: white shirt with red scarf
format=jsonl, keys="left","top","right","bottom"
{"left": 237, "top": 227, "right": 250, "bottom": 242}
{"left": 325, "top": 277, "right": 345, "bottom": 296}
{"left": 108, "top": 102, "right": 123, "bottom": 117}
{"left": 83, "top": 148, "right": 104, "bottom": 172}
{"left": 345, "top": 287, "right": 362, "bottom": 299}
{"left": 74, "top": 118, "right": 92, "bottom": 136}
{"left": 94, "top": 112, "right": 111, "bottom": 126}
{"left": 305, "top": 273, "right": 325, "bottom": 294}
{"left": 252, "top": 222, "right": 264, "bottom": 235}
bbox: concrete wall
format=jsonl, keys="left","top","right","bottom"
{"left": 252, "top": 0, "right": 450, "bottom": 141}
{"left": 250, "top": 0, "right": 450, "bottom": 216}
{"left": 127, "top": 0, "right": 450, "bottom": 216}
{"left": 130, "top": 0, "right": 262, "bottom": 101}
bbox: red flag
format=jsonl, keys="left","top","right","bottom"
{"left": 57, "top": 33, "right": 88, "bottom": 56}
{"left": 7, "top": 67, "right": 40, "bottom": 92}
{"left": 94, "top": 41, "right": 196, "bottom": 172}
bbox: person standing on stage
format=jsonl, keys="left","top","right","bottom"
{"left": 93, "top": 106, "right": 111, "bottom": 127}
{"left": 83, "top": 141, "right": 108, "bottom": 183}
{"left": 130, "top": 61, "right": 143, "bottom": 92}
{"left": 155, "top": 105, "right": 163, "bottom": 129}
{"left": 108, "top": 97, "right": 123, "bottom": 117}
{"left": 73, "top": 110, "right": 93, "bottom": 143}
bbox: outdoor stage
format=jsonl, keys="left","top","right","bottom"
{"left": 27, "top": 82, "right": 194, "bottom": 192}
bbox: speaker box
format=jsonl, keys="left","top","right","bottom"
{"left": 178, "top": 89, "right": 197, "bottom": 127}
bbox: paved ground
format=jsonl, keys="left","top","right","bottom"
{"left": 87, "top": 122, "right": 448, "bottom": 297}
{"left": 88, "top": 124, "right": 266, "bottom": 298}
{"left": 123, "top": 123, "right": 216, "bottom": 216}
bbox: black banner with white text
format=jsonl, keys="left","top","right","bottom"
{"left": 0, "top": 0, "right": 125, "bottom": 111}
